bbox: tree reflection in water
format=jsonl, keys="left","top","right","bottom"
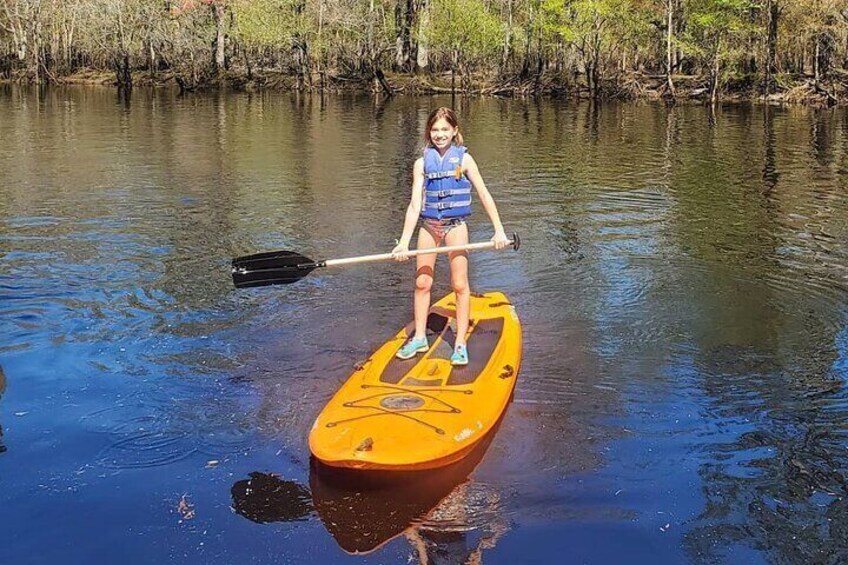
{"left": 0, "top": 365, "right": 6, "bottom": 454}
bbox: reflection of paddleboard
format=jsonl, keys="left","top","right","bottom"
{"left": 309, "top": 292, "right": 521, "bottom": 471}
{"left": 310, "top": 420, "right": 500, "bottom": 555}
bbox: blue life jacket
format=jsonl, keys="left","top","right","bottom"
{"left": 420, "top": 145, "right": 472, "bottom": 220}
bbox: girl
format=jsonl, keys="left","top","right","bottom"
{"left": 392, "top": 107, "right": 509, "bottom": 366}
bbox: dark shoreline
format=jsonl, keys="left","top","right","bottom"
{"left": 2, "top": 68, "right": 844, "bottom": 107}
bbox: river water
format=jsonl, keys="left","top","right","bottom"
{"left": 2, "top": 87, "right": 848, "bottom": 564}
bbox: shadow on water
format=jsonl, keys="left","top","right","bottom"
{"left": 231, "top": 421, "right": 506, "bottom": 558}
{"left": 231, "top": 471, "right": 314, "bottom": 524}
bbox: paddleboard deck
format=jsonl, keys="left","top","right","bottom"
{"left": 309, "top": 291, "right": 521, "bottom": 471}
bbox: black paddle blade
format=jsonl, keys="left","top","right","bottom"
{"left": 231, "top": 250, "right": 321, "bottom": 288}
{"left": 232, "top": 264, "right": 318, "bottom": 288}
{"left": 232, "top": 250, "right": 314, "bottom": 271}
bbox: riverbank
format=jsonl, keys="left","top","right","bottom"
{"left": 2, "top": 67, "right": 844, "bottom": 106}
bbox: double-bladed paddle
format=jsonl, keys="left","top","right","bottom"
{"left": 232, "top": 233, "right": 520, "bottom": 288}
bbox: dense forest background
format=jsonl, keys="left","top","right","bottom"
{"left": 2, "top": 0, "right": 848, "bottom": 102}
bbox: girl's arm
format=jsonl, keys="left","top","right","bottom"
{"left": 392, "top": 158, "right": 425, "bottom": 261}
{"left": 464, "top": 154, "right": 510, "bottom": 248}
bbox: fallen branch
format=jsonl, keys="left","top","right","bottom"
{"left": 374, "top": 68, "right": 393, "bottom": 97}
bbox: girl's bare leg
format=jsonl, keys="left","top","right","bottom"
{"left": 446, "top": 223, "right": 470, "bottom": 347}
{"left": 413, "top": 226, "right": 440, "bottom": 339}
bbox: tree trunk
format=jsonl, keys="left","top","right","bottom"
{"left": 113, "top": 10, "right": 131, "bottom": 89}
{"left": 395, "top": 0, "right": 417, "bottom": 71}
{"left": 212, "top": 2, "right": 226, "bottom": 76}
{"left": 147, "top": 40, "right": 156, "bottom": 80}
{"left": 64, "top": 11, "right": 77, "bottom": 74}
{"left": 367, "top": 0, "right": 375, "bottom": 72}
{"left": 114, "top": 51, "right": 131, "bottom": 90}
{"left": 374, "top": 68, "right": 393, "bottom": 96}
{"left": 586, "top": 28, "right": 601, "bottom": 98}
{"left": 416, "top": 0, "right": 429, "bottom": 71}
{"left": 13, "top": 24, "right": 26, "bottom": 62}
{"left": 764, "top": 0, "right": 778, "bottom": 95}
{"left": 395, "top": 1, "right": 404, "bottom": 68}
{"left": 711, "top": 47, "right": 720, "bottom": 106}
{"left": 502, "top": 0, "right": 513, "bottom": 71}
{"left": 665, "top": 0, "right": 675, "bottom": 96}
{"left": 30, "top": 18, "right": 42, "bottom": 82}
{"left": 451, "top": 52, "right": 456, "bottom": 94}
{"left": 815, "top": 31, "right": 833, "bottom": 84}
{"left": 317, "top": 1, "right": 324, "bottom": 89}
{"left": 191, "top": 50, "right": 198, "bottom": 89}
{"left": 292, "top": 0, "right": 308, "bottom": 88}
{"left": 814, "top": 37, "right": 820, "bottom": 85}
{"left": 520, "top": 1, "right": 535, "bottom": 78}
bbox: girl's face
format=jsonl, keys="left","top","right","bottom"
{"left": 429, "top": 118, "right": 457, "bottom": 151}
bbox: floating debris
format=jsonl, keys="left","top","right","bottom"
{"left": 178, "top": 494, "right": 195, "bottom": 521}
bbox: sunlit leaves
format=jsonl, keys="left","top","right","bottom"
{"left": 426, "top": 0, "right": 503, "bottom": 66}
{"left": 232, "top": 0, "right": 300, "bottom": 46}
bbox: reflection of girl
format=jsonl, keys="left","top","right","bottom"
{"left": 404, "top": 481, "right": 509, "bottom": 564}
{"left": 392, "top": 107, "right": 509, "bottom": 367}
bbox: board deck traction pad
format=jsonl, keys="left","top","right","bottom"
{"left": 321, "top": 297, "right": 513, "bottom": 437}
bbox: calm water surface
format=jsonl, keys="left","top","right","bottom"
{"left": 2, "top": 87, "right": 848, "bottom": 564}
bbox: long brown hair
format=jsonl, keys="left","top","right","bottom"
{"left": 424, "top": 107, "right": 464, "bottom": 147}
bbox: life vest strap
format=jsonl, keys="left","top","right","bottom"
{"left": 424, "top": 199, "right": 473, "bottom": 211}
{"left": 425, "top": 188, "right": 472, "bottom": 199}
{"left": 425, "top": 170, "right": 461, "bottom": 180}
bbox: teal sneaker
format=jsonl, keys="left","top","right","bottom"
{"left": 396, "top": 336, "right": 429, "bottom": 359}
{"left": 451, "top": 344, "right": 469, "bottom": 366}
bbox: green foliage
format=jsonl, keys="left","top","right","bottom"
{"left": 426, "top": 0, "right": 503, "bottom": 66}
{"left": 534, "top": 0, "right": 657, "bottom": 92}
{"left": 4, "top": 0, "right": 848, "bottom": 94}
{"left": 682, "top": 0, "right": 757, "bottom": 64}
{"left": 233, "top": 0, "right": 301, "bottom": 47}
{"left": 687, "top": 0, "right": 753, "bottom": 36}
{"left": 541, "top": 0, "right": 654, "bottom": 44}
{"left": 541, "top": 0, "right": 611, "bottom": 44}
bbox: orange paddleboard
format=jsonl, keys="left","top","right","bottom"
{"left": 309, "top": 292, "right": 521, "bottom": 471}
